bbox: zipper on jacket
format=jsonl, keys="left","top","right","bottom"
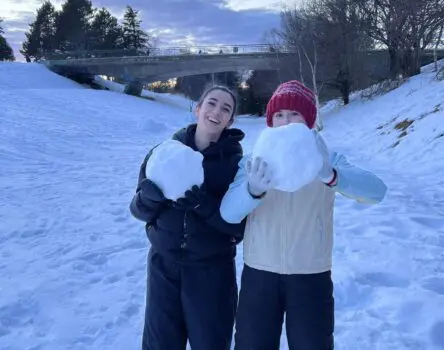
{"left": 181, "top": 210, "right": 188, "bottom": 250}
{"left": 281, "top": 197, "right": 288, "bottom": 273}
{"left": 281, "top": 218, "right": 285, "bottom": 273}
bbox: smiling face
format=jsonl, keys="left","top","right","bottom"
{"left": 195, "top": 89, "right": 235, "bottom": 135}
{"left": 272, "top": 109, "right": 307, "bottom": 128}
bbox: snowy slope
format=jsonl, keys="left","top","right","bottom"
{"left": 319, "top": 62, "right": 444, "bottom": 350}
{"left": 94, "top": 76, "right": 194, "bottom": 112}
{"left": 0, "top": 62, "right": 443, "bottom": 350}
{"left": 0, "top": 63, "right": 190, "bottom": 350}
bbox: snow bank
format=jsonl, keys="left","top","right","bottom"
{"left": 93, "top": 76, "right": 193, "bottom": 111}
{"left": 0, "top": 62, "right": 83, "bottom": 90}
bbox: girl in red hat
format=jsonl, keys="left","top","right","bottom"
{"left": 220, "top": 80, "right": 387, "bottom": 350}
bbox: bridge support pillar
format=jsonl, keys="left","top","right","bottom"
{"left": 124, "top": 80, "right": 144, "bottom": 97}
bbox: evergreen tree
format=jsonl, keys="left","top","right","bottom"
{"left": 122, "top": 6, "right": 149, "bottom": 49}
{"left": 20, "top": 1, "right": 57, "bottom": 61}
{"left": 55, "top": 0, "right": 93, "bottom": 51}
{"left": 89, "top": 8, "right": 123, "bottom": 50}
{"left": 0, "top": 20, "right": 15, "bottom": 61}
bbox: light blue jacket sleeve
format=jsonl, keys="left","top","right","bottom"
{"left": 220, "top": 152, "right": 388, "bottom": 224}
{"left": 220, "top": 155, "right": 263, "bottom": 224}
{"left": 331, "top": 151, "right": 388, "bottom": 204}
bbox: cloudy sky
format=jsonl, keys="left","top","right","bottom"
{"left": 1, "top": 0, "right": 295, "bottom": 61}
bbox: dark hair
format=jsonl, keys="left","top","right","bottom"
{"left": 196, "top": 84, "right": 238, "bottom": 120}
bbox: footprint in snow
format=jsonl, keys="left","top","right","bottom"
{"left": 377, "top": 216, "right": 412, "bottom": 239}
{"left": 410, "top": 215, "right": 444, "bottom": 230}
{"left": 420, "top": 277, "right": 444, "bottom": 295}
{"left": 19, "top": 228, "right": 47, "bottom": 239}
{"left": 122, "top": 302, "right": 140, "bottom": 318}
{"left": 28, "top": 346, "right": 44, "bottom": 350}
{"left": 355, "top": 271, "right": 411, "bottom": 288}
{"left": 430, "top": 321, "right": 444, "bottom": 348}
{"left": 103, "top": 274, "right": 120, "bottom": 285}
{"left": 395, "top": 301, "right": 424, "bottom": 332}
{"left": 78, "top": 251, "right": 109, "bottom": 266}
{"left": 0, "top": 294, "right": 41, "bottom": 332}
{"left": 379, "top": 227, "right": 411, "bottom": 240}
{"left": 110, "top": 302, "right": 142, "bottom": 329}
{"left": 334, "top": 278, "right": 374, "bottom": 310}
{"left": 0, "top": 324, "right": 9, "bottom": 337}
{"left": 72, "top": 335, "right": 95, "bottom": 348}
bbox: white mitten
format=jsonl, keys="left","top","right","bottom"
{"left": 246, "top": 157, "right": 274, "bottom": 197}
{"left": 315, "top": 132, "right": 335, "bottom": 184}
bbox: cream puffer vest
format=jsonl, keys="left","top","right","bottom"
{"left": 243, "top": 179, "right": 335, "bottom": 275}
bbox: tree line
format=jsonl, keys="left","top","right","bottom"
{"left": 20, "top": 0, "right": 150, "bottom": 62}
{"left": 172, "top": 0, "right": 444, "bottom": 117}
{"left": 254, "top": 0, "right": 444, "bottom": 112}
{"left": 0, "top": 19, "right": 15, "bottom": 61}
{"left": 275, "top": 0, "right": 444, "bottom": 103}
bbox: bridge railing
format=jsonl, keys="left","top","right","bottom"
{"left": 41, "top": 44, "right": 289, "bottom": 61}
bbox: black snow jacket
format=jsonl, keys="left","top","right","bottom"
{"left": 130, "top": 124, "right": 247, "bottom": 263}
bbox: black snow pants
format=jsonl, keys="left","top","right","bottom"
{"left": 234, "top": 264, "right": 334, "bottom": 350}
{"left": 142, "top": 248, "right": 238, "bottom": 350}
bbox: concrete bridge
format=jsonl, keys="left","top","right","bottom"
{"left": 42, "top": 44, "right": 292, "bottom": 95}
{"left": 41, "top": 44, "right": 444, "bottom": 96}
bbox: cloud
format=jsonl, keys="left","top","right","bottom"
{"left": 114, "top": 0, "right": 281, "bottom": 45}
{"left": 1, "top": 0, "right": 282, "bottom": 61}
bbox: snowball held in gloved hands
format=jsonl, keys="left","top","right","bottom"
{"left": 145, "top": 140, "right": 204, "bottom": 201}
{"left": 252, "top": 123, "right": 322, "bottom": 192}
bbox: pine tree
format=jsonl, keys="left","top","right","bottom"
{"left": 89, "top": 8, "right": 123, "bottom": 50}
{"left": 0, "top": 20, "right": 15, "bottom": 61}
{"left": 122, "top": 6, "right": 149, "bottom": 50}
{"left": 55, "top": 0, "right": 93, "bottom": 51}
{"left": 20, "top": 1, "right": 57, "bottom": 61}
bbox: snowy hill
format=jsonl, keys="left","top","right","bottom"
{"left": 319, "top": 62, "right": 444, "bottom": 350}
{"left": 0, "top": 62, "right": 443, "bottom": 350}
{"left": 94, "top": 76, "right": 194, "bottom": 112}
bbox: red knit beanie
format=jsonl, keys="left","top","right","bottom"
{"left": 266, "top": 80, "right": 317, "bottom": 129}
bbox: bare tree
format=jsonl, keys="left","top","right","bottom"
{"left": 403, "top": 0, "right": 444, "bottom": 76}
{"left": 276, "top": 0, "right": 372, "bottom": 129}
{"left": 277, "top": 1, "right": 325, "bottom": 129}
{"left": 357, "top": 0, "right": 444, "bottom": 78}
{"left": 313, "top": 0, "right": 374, "bottom": 105}
{"left": 433, "top": 23, "right": 444, "bottom": 72}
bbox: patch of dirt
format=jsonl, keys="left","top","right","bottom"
{"left": 394, "top": 119, "right": 414, "bottom": 132}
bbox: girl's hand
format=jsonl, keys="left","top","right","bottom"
{"left": 140, "top": 179, "right": 166, "bottom": 203}
{"left": 315, "top": 133, "right": 335, "bottom": 184}
{"left": 246, "top": 157, "right": 274, "bottom": 198}
{"left": 175, "top": 185, "right": 216, "bottom": 218}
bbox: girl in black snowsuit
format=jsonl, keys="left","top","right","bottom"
{"left": 130, "top": 85, "right": 246, "bottom": 350}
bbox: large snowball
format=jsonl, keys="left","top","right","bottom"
{"left": 252, "top": 123, "right": 323, "bottom": 192}
{"left": 145, "top": 139, "right": 204, "bottom": 201}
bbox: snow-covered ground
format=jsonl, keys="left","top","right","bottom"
{"left": 0, "top": 62, "right": 443, "bottom": 350}
{"left": 94, "top": 76, "right": 194, "bottom": 112}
